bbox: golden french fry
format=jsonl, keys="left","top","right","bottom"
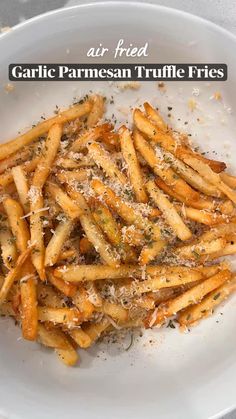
{"left": 69, "top": 328, "right": 92, "bottom": 348}
{"left": 88, "top": 142, "right": 127, "bottom": 185}
{"left": 47, "top": 271, "right": 77, "bottom": 298}
{"left": 91, "top": 179, "right": 162, "bottom": 242}
{"left": 29, "top": 192, "right": 46, "bottom": 280}
{"left": 56, "top": 156, "right": 94, "bottom": 169}
{"left": 47, "top": 182, "right": 83, "bottom": 219}
{"left": 133, "top": 108, "right": 226, "bottom": 173}
{"left": 97, "top": 300, "right": 128, "bottom": 323}
{"left": 0, "top": 100, "right": 91, "bottom": 159}
{"left": 0, "top": 146, "right": 34, "bottom": 174}
{"left": 3, "top": 197, "right": 30, "bottom": 252}
{"left": 133, "top": 130, "right": 199, "bottom": 202}
{"left": 178, "top": 276, "right": 236, "bottom": 326}
{"left": 73, "top": 285, "right": 95, "bottom": 319}
{"left": 176, "top": 204, "right": 229, "bottom": 226}
{"left": 0, "top": 156, "right": 40, "bottom": 188}
{"left": 38, "top": 323, "right": 71, "bottom": 350}
{"left": 45, "top": 219, "right": 73, "bottom": 266}
{"left": 139, "top": 240, "right": 167, "bottom": 265}
{"left": 56, "top": 169, "right": 88, "bottom": 184}
{"left": 184, "top": 157, "right": 236, "bottom": 204}
{"left": 20, "top": 276, "right": 38, "bottom": 341}
{"left": 148, "top": 269, "right": 231, "bottom": 326}
{"left": 12, "top": 165, "right": 30, "bottom": 213}
{"left": 155, "top": 177, "right": 216, "bottom": 210}
{"left": 220, "top": 172, "right": 236, "bottom": 189}
{"left": 82, "top": 317, "right": 110, "bottom": 343}
{"left": 119, "top": 126, "right": 148, "bottom": 203}
{"left": 199, "top": 223, "right": 236, "bottom": 242}
{"left": 54, "top": 263, "right": 203, "bottom": 283}
{"left": 0, "top": 218, "right": 17, "bottom": 269}
{"left": 92, "top": 200, "right": 136, "bottom": 263}
{"left": 146, "top": 180, "right": 192, "bottom": 241}
{"left": 37, "top": 282, "right": 64, "bottom": 308}
{"left": 67, "top": 187, "right": 120, "bottom": 267}
{"left": 174, "top": 237, "right": 226, "bottom": 260}
{"left": 161, "top": 149, "right": 222, "bottom": 197}
{"left": 0, "top": 247, "right": 32, "bottom": 305}
{"left": 70, "top": 123, "right": 112, "bottom": 152}
{"left": 56, "top": 346, "right": 79, "bottom": 367}
{"left": 144, "top": 102, "right": 168, "bottom": 131}
{"left": 86, "top": 95, "right": 105, "bottom": 128}
{"left": 38, "top": 306, "right": 83, "bottom": 326}
{"left": 32, "top": 124, "right": 62, "bottom": 189}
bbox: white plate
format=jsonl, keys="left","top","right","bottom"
{"left": 0, "top": 3, "right": 236, "bottom": 419}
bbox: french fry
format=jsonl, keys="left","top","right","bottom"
{"left": 0, "top": 218, "right": 17, "bottom": 269}
{"left": 45, "top": 219, "right": 73, "bottom": 266}
{"left": 47, "top": 182, "right": 83, "bottom": 219}
{"left": 30, "top": 125, "right": 62, "bottom": 278}
{"left": 56, "top": 156, "right": 94, "bottom": 169}
{"left": 69, "top": 328, "right": 92, "bottom": 348}
{"left": 155, "top": 177, "right": 216, "bottom": 210}
{"left": 161, "top": 149, "right": 222, "bottom": 197}
{"left": 178, "top": 276, "right": 236, "bottom": 326}
{"left": 184, "top": 157, "right": 236, "bottom": 204}
{"left": 199, "top": 223, "right": 236, "bottom": 242}
{"left": 97, "top": 300, "right": 128, "bottom": 323}
{"left": 86, "top": 95, "right": 105, "bottom": 128}
{"left": 58, "top": 249, "right": 77, "bottom": 261}
{"left": 122, "top": 226, "right": 145, "bottom": 247}
{"left": 29, "top": 192, "right": 46, "bottom": 280}
{"left": 144, "top": 102, "right": 168, "bottom": 131}
{"left": 67, "top": 187, "right": 120, "bottom": 267}
{"left": 139, "top": 240, "right": 167, "bottom": 265}
{"left": 56, "top": 346, "right": 79, "bottom": 367}
{"left": 0, "top": 146, "right": 34, "bottom": 174}
{"left": 176, "top": 204, "right": 229, "bottom": 226}
{"left": 54, "top": 264, "right": 203, "bottom": 283}
{"left": 220, "top": 172, "right": 236, "bottom": 189}
{"left": 92, "top": 200, "right": 136, "bottom": 263}
{"left": 38, "top": 323, "right": 71, "bottom": 350}
{"left": 38, "top": 306, "right": 83, "bottom": 326}
{"left": 12, "top": 165, "right": 30, "bottom": 213}
{"left": 37, "top": 282, "right": 64, "bottom": 308}
{"left": 70, "top": 123, "right": 112, "bottom": 152}
{"left": 20, "top": 276, "right": 38, "bottom": 340}
{"left": 116, "top": 270, "right": 203, "bottom": 297}
{"left": 0, "top": 156, "right": 40, "bottom": 188}
{"left": 91, "top": 179, "right": 162, "bottom": 242}
{"left": 32, "top": 123, "right": 62, "bottom": 189}
{"left": 82, "top": 317, "right": 110, "bottom": 344}
{"left": 0, "top": 100, "right": 91, "bottom": 159}
{"left": 207, "top": 241, "right": 236, "bottom": 260}
{"left": 148, "top": 270, "right": 231, "bottom": 326}
{"left": 133, "top": 130, "right": 199, "bottom": 202}
{"left": 174, "top": 238, "right": 226, "bottom": 260}
{"left": 0, "top": 246, "right": 32, "bottom": 305}
{"left": 88, "top": 142, "right": 127, "bottom": 185}
{"left": 56, "top": 169, "right": 88, "bottom": 184}
{"left": 47, "top": 271, "right": 77, "bottom": 298}
{"left": 146, "top": 180, "right": 192, "bottom": 241}
{"left": 0, "top": 302, "right": 15, "bottom": 317}
{"left": 73, "top": 285, "right": 95, "bottom": 319}
{"left": 3, "top": 197, "right": 30, "bottom": 252}
{"left": 119, "top": 126, "right": 148, "bottom": 202}
{"left": 133, "top": 108, "right": 226, "bottom": 173}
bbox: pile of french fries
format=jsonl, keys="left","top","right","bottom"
{"left": 0, "top": 94, "right": 236, "bottom": 366}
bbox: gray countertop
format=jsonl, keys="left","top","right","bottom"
{"left": 0, "top": 1, "right": 235, "bottom": 418}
